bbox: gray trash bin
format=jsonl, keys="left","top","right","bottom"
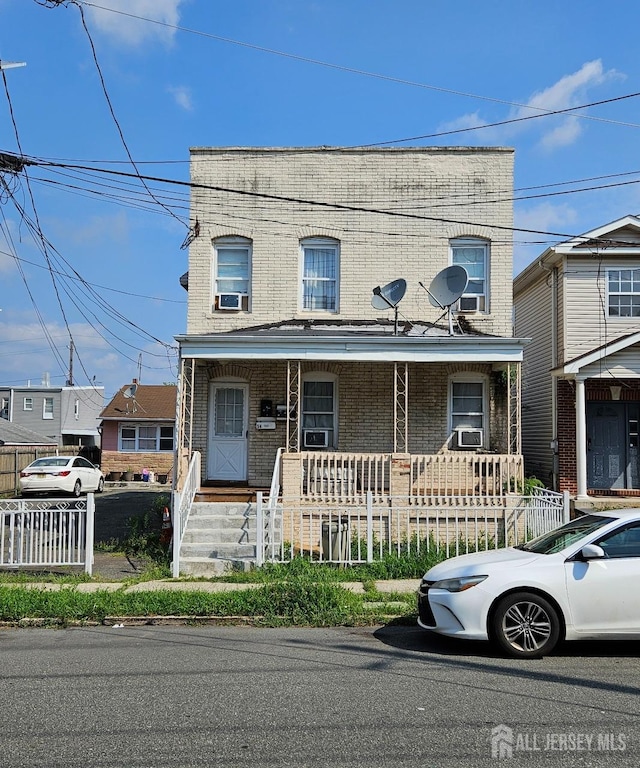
{"left": 321, "top": 517, "right": 350, "bottom": 561}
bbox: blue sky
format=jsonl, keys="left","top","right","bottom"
{"left": 1, "top": 0, "right": 639, "bottom": 401}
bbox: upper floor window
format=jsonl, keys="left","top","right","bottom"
{"left": 0, "top": 398, "right": 8, "bottom": 420}
{"left": 449, "top": 375, "right": 487, "bottom": 449}
{"left": 607, "top": 268, "right": 640, "bottom": 317}
{"left": 301, "top": 237, "right": 339, "bottom": 312}
{"left": 43, "top": 397, "right": 54, "bottom": 420}
{"left": 213, "top": 236, "right": 251, "bottom": 311}
{"left": 23, "top": 397, "right": 33, "bottom": 411}
{"left": 450, "top": 238, "right": 489, "bottom": 312}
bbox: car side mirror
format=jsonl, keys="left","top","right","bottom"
{"left": 580, "top": 543, "right": 605, "bottom": 560}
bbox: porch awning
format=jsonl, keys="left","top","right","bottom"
{"left": 552, "top": 330, "right": 640, "bottom": 378}
{"left": 176, "top": 322, "right": 526, "bottom": 364}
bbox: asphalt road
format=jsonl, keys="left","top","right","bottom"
{"left": 1, "top": 624, "right": 638, "bottom": 767}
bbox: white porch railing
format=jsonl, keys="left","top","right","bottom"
{"left": 410, "top": 453, "right": 525, "bottom": 498}
{"left": 257, "top": 447, "right": 283, "bottom": 567}
{"left": 171, "top": 450, "right": 201, "bottom": 578}
{"left": 257, "top": 488, "right": 570, "bottom": 565}
{"left": 301, "top": 452, "right": 390, "bottom": 503}
{"left": 0, "top": 495, "right": 95, "bottom": 575}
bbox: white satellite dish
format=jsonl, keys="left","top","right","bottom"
{"left": 427, "top": 265, "right": 468, "bottom": 309}
{"left": 420, "top": 265, "right": 469, "bottom": 335}
{"left": 123, "top": 384, "right": 138, "bottom": 399}
{"left": 371, "top": 279, "right": 407, "bottom": 335}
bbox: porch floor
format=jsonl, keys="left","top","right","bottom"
{"left": 194, "top": 485, "right": 270, "bottom": 503}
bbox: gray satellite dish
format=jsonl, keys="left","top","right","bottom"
{"left": 123, "top": 384, "right": 138, "bottom": 399}
{"left": 421, "top": 265, "right": 469, "bottom": 335}
{"left": 371, "top": 279, "right": 407, "bottom": 335}
{"left": 371, "top": 278, "right": 407, "bottom": 310}
{"left": 427, "top": 265, "right": 468, "bottom": 309}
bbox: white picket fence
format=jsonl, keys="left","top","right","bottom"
{"left": 256, "top": 489, "right": 570, "bottom": 565}
{"left": 0, "top": 495, "right": 95, "bottom": 575}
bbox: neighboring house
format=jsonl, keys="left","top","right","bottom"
{"left": 514, "top": 214, "right": 640, "bottom": 499}
{"left": 174, "top": 146, "right": 526, "bottom": 503}
{"left": 0, "top": 418, "right": 58, "bottom": 447}
{"left": 99, "top": 382, "right": 176, "bottom": 481}
{"left": 0, "top": 379, "right": 104, "bottom": 449}
{"left": 0, "top": 417, "right": 60, "bottom": 495}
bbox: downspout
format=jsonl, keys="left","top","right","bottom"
{"left": 539, "top": 260, "right": 559, "bottom": 489}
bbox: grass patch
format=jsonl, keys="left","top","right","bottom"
{"left": 0, "top": 579, "right": 380, "bottom": 626}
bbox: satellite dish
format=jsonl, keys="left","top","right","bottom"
{"left": 123, "top": 384, "right": 138, "bottom": 399}
{"left": 371, "top": 278, "right": 407, "bottom": 310}
{"left": 427, "top": 265, "right": 468, "bottom": 309}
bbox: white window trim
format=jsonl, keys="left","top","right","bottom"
{"left": 450, "top": 237, "right": 489, "bottom": 313}
{"left": 605, "top": 265, "right": 640, "bottom": 319}
{"left": 23, "top": 397, "right": 33, "bottom": 411}
{"left": 448, "top": 373, "right": 488, "bottom": 448}
{"left": 300, "top": 237, "right": 340, "bottom": 314}
{"left": 212, "top": 236, "right": 252, "bottom": 309}
{"left": 118, "top": 423, "right": 175, "bottom": 452}
{"left": 43, "top": 397, "right": 54, "bottom": 420}
{"left": 301, "top": 372, "right": 338, "bottom": 449}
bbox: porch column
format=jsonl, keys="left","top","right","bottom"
{"left": 575, "top": 376, "right": 589, "bottom": 499}
{"left": 394, "top": 362, "right": 408, "bottom": 453}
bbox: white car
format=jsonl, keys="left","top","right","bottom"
{"left": 418, "top": 510, "right": 640, "bottom": 658}
{"left": 19, "top": 456, "right": 104, "bottom": 497}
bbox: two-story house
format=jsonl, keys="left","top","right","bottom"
{"left": 0, "top": 377, "right": 104, "bottom": 451}
{"left": 174, "top": 147, "right": 526, "bottom": 509}
{"left": 514, "top": 215, "right": 640, "bottom": 500}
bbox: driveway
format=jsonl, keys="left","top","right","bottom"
{"left": 93, "top": 484, "right": 171, "bottom": 580}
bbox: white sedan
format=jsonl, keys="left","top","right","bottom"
{"left": 418, "top": 509, "right": 640, "bottom": 658}
{"left": 19, "top": 456, "right": 105, "bottom": 497}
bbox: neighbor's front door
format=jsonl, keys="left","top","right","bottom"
{"left": 587, "top": 402, "right": 640, "bottom": 490}
{"left": 207, "top": 383, "right": 248, "bottom": 481}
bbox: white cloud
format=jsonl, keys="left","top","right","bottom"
{"left": 514, "top": 59, "right": 623, "bottom": 150}
{"left": 167, "top": 85, "right": 193, "bottom": 111}
{"left": 86, "top": 0, "right": 185, "bottom": 47}
{"left": 437, "top": 111, "right": 488, "bottom": 137}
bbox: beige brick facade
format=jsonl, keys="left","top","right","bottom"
{"left": 187, "top": 147, "right": 513, "bottom": 337}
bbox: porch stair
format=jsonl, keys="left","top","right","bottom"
{"left": 179, "top": 500, "right": 259, "bottom": 576}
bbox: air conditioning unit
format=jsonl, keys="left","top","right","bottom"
{"left": 458, "top": 294, "right": 479, "bottom": 312}
{"left": 303, "top": 429, "right": 329, "bottom": 448}
{"left": 216, "top": 293, "right": 242, "bottom": 310}
{"left": 457, "top": 428, "right": 483, "bottom": 449}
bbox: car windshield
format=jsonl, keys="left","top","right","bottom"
{"left": 31, "top": 457, "right": 69, "bottom": 468}
{"left": 517, "top": 514, "right": 616, "bottom": 554}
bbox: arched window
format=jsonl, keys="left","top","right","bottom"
{"left": 300, "top": 237, "right": 339, "bottom": 312}
{"left": 449, "top": 373, "right": 488, "bottom": 449}
{"left": 213, "top": 236, "right": 251, "bottom": 311}
{"left": 450, "top": 237, "right": 489, "bottom": 312}
{"left": 301, "top": 372, "right": 338, "bottom": 449}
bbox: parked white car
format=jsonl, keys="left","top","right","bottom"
{"left": 418, "top": 510, "right": 640, "bottom": 658}
{"left": 19, "top": 456, "right": 104, "bottom": 497}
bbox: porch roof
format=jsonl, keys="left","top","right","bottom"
{"left": 176, "top": 320, "right": 526, "bottom": 364}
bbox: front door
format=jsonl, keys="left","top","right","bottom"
{"left": 587, "top": 402, "right": 640, "bottom": 490}
{"left": 207, "top": 383, "right": 248, "bottom": 481}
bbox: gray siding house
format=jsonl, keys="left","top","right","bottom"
{"left": 514, "top": 215, "right": 640, "bottom": 499}
{"left": 0, "top": 380, "right": 104, "bottom": 449}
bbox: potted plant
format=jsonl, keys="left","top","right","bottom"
{"left": 109, "top": 471, "right": 122, "bottom": 482}
{"left": 122, "top": 469, "right": 133, "bottom": 482}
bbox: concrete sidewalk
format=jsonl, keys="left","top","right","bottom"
{"left": 6, "top": 578, "right": 421, "bottom": 595}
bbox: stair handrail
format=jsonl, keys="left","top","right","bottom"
{"left": 171, "top": 450, "right": 201, "bottom": 577}
{"left": 257, "top": 447, "right": 283, "bottom": 566}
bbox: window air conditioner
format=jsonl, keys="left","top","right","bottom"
{"left": 216, "top": 293, "right": 242, "bottom": 310}
{"left": 303, "top": 429, "right": 329, "bottom": 448}
{"left": 457, "top": 428, "right": 483, "bottom": 449}
{"left": 458, "top": 295, "right": 479, "bottom": 312}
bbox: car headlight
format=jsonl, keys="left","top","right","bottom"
{"left": 431, "top": 575, "right": 488, "bottom": 592}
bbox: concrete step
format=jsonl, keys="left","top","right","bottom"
{"left": 178, "top": 556, "right": 255, "bottom": 577}
{"left": 182, "top": 527, "right": 256, "bottom": 545}
{"left": 189, "top": 502, "right": 255, "bottom": 517}
{"left": 180, "top": 542, "right": 257, "bottom": 560}
{"left": 185, "top": 513, "right": 257, "bottom": 529}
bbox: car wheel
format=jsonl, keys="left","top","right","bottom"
{"left": 96, "top": 477, "right": 104, "bottom": 493}
{"left": 72, "top": 479, "right": 82, "bottom": 498}
{"left": 490, "top": 592, "right": 561, "bottom": 659}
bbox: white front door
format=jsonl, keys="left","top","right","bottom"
{"left": 207, "top": 383, "right": 248, "bottom": 481}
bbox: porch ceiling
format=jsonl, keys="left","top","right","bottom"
{"left": 176, "top": 324, "right": 525, "bottom": 363}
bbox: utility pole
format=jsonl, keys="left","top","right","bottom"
{"left": 67, "top": 339, "right": 74, "bottom": 386}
